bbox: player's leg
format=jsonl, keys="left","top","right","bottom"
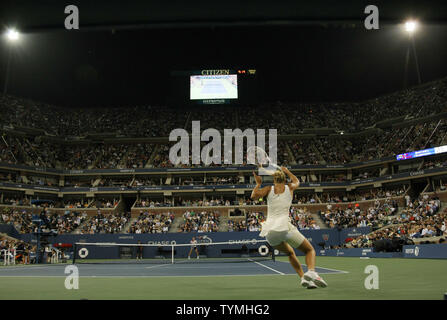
{"left": 273, "top": 241, "right": 304, "bottom": 277}
{"left": 188, "top": 247, "right": 193, "bottom": 259}
{"left": 268, "top": 231, "right": 316, "bottom": 289}
{"left": 298, "top": 240, "right": 328, "bottom": 288}
{"left": 195, "top": 248, "right": 199, "bottom": 259}
{"left": 297, "top": 239, "right": 316, "bottom": 271}
{"left": 286, "top": 228, "right": 327, "bottom": 288}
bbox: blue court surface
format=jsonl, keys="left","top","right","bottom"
{"left": 0, "top": 260, "right": 347, "bottom": 278}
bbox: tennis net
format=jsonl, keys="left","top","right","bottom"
{"left": 72, "top": 240, "right": 275, "bottom": 264}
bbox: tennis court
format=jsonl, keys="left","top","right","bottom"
{"left": 0, "top": 259, "right": 345, "bottom": 277}
{"left": 1, "top": 257, "right": 446, "bottom": 299}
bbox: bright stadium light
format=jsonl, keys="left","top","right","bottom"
{"left": 404, "top": 20, "right": 418, "bottom": 34}
{"left": 5, "top": 28, "right": 20, "bottom": 42}
{"left": 3, "top": 28, "right": 21, "bottom": 94}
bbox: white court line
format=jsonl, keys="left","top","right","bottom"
{"left": 300, "top": 264, "right": 349, "bottom": 274}
{"left": 248, "top": 259, "right": 285, "bottom": 275}
{"left": 0, "top": 272, "right": 348, "bottom": 278}
{"left": 0, "top": 267, "right": 50, "bottom": 271}
{"left": 144, "top": 264, "right": 172, "bottom": 269}
{"left": 0, "top": 274, "right": 292, "bottom": 278}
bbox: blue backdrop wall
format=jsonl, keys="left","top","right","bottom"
{"left": 19, "top": 227, "right": 372, "bottom": 248}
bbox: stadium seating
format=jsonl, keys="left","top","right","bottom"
{"left": 0, "top": 76, "right": 447, "bottom": 242}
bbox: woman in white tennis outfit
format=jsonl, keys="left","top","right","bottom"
{"left": 251, "top": 167, "right": 327, "bottom": 289}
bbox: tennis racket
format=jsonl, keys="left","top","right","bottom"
{"left": 246, "top": 145, "right": 281, "bottom": 175}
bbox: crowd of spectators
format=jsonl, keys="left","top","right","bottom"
{"left": 289, "top": 207, "right": 320, "bottom": 230}
{"left": 293, "top": 194, "right": 318, "bottom": 204}
{"left": 3, "top": 119, "right": 447, "bottom": 169}
{"left": 39, "top": 210, "right": 88, "bottom": 234}
{"left": 423, "top": 157, "right": 447, "bottom": 170}
{"left": 78, "top": 212, "right": 131, "bottom": 234}
{"left": 0, "top": 235, "right": 35, "bottom": 264}
{"left": 2, "top": 77, "right": 445, "bottom": 138}
{"left": 1, "top": 77, "right": 447, "bottom": 169}
{"left": 178, "top": 210, "right": 220, "bottom": 232}
{"left": 320, "top": 198, "right": 399, "bottom": 229}
{"left": 228, "top": 211, "right": 265, "bottom": 232}
{"left": 134, "top": 196, "right": 268, "bottom": 207}
{"left": 98, "top": 177, "right": 133, "bottom": 187}
{"left": 319, "top": 186, "right": 407, "bottom": 204}
{"left": 133, "top": 177, "right": 162, "bottom": 187}
{"left": 0, "top": 208, "right": 34, "bottom": 233}
{"left": 228, "top": 207, "right": 320, "bottom": 232}
{"left": 129, "top": 211, "right": 175, "bottom": 234}
{"left": 342, "top": 197, "right": 446, "bottom": 249}
{"left": 0, "top": 207, "right": 89, "bottom": 234}
{"left": 0, "top": 196, "right": 31, "bottom": 206}
{"left": 63, "top": 200, "right": 90, "bottom": 209}
{"left": 89, "top": 198, "right": 119, "bottom": 208}
{"left": 134, "top": 198, "right": 173, "bottom": 208}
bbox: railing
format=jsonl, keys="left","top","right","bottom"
{"left": 1, "top": 248, "right": 16, "bottom": 265}
{"left": 50, "top": 248, "right": 62, "bottom": 264}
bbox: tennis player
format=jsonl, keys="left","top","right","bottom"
{"left": 251, "top": 166, "right": 327, "bottom": 289}
{"left": 188, "top": 236, "right": 200, "bottom": 259}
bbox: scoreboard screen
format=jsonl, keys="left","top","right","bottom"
{"left": 168, "top": 69, "right": 258, "bottom": 106}
{"left": 396, "top": 145, "right": 447, "bottom": 161}
{"left": 190, "top": 75, "right": 238, "bottom": 100}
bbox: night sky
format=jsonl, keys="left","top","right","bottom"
{"left": 1, "top": 7, "right": 447, "bottom": 108}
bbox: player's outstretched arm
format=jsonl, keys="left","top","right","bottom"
{"left": 282, "top": 166, "right": 299, "bottom": 191}
{"left": 251, "top": 171, "right": 270, "bottom": 200}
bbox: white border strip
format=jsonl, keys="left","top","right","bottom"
{"left": 301, "top": 264, "right": 349, "bottom": 274}
{"left": 74, "top": 240, "right": 268, "bottom": 248}
{"left": 248, "top": 259, "right": 285, "bottom": 275}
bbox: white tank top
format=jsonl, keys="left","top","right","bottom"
{"left": 260, "top": 184, "right": 292, "bottom": 236}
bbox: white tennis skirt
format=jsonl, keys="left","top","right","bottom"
{"left": 260, "top": 220, "right": 305, "bottom": 247}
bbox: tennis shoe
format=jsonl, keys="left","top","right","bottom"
{"left": 303, "top": 270, "right": 327, "bottom": 288}
{"left": 301, "top": 278, "right": 317, "bottom": 289}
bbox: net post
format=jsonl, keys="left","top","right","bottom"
{"left": 4, "top": 250, "right": 7, "bottom": 266}
{"left": 171, "top": 244, "right": 174, "bottom": 264}
{"left": 72, "top": 243, "right": 77, "bottom": 264}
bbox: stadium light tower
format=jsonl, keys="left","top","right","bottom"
{"left": 403, "top": 20, "right": 422, "bottom": 87}
{"left": 3, "top": 28, "right": 21, "bottom": 94}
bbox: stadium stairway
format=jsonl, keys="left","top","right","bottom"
{"left": 335, "top": 140, "right": 350, "bottom": 162}
{"left": 310, "top": 212, "right": 328, "bottom": 229}
{"left": 145, "top": 144, "right": 160, "bottom": 168}
{"left": 218, "top": 214, "right": 230, "bottom": 232}
{"left": 92, "top": 178, "right": 101, "bottom": 187}
{"left": 72, "top": 217, "right": 91, "bottom": 234}
{"left": 122, "top": 217, "right": 136, "bottom": 233}
{"left": 283, "top": 143, "right": 296, "bottom": 165}
{"left": 168, "top": 216, "right": 184, "bottom": 233}
{"left": 312, "top": 142, "right": 325, "bottom": 164}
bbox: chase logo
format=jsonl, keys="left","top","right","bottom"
{"left": 414, "top": 246, "right": 419, "bottom": 257}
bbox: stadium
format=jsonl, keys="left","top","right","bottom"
{"left": 0, "top": 1, "right": 447, "bottom": 304}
